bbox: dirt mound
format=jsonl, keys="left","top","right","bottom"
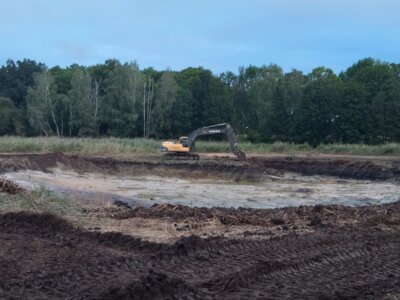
{"left": 109, "top": 201, "right": 400, "bottom": 230}
{"left": 100, "top": 270, "right": 198, "bottom": 300}
{"left": 1, "top": 211, "right": 169, "bottom": 253}
{"left": 2, "top": 152, "right": 398, "bottom": 182}
{"left": 0, "top": 211, "right": 77, "bottom": 236}
{"left": 1, "top": 210, "right": 400, "bottom": 299}
{"left": 0, "top": 153, "right": 270, "bottom": 181}
{"left": 0, "top": 152, "right": 93, "bottom": 173}
{"left": 249, "top": 156, "right": 399, "bottom": 180}
{"left": 0, "top": 176, "right": 24, "bottom": 194}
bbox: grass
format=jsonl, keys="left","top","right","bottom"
{"left": 0, "top": 136, "right": 160, "bottom": 156}
{"left": 0, "top": 136, "right": 399, "bottom": 156}
{"left": 0, "top": 187, "right": 84, "bottom": 216}
{"left": 0, "top": 187, "right": 115, "bottom": 230}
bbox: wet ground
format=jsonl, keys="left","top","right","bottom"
{"left": 1, "top": 152, "right": 400, "bottom": 209}
{"left": 5, "top": 168, "right": 400, "bottom": 208}
{"left": 1, "top": 152, "right": 400, "bottom": 299}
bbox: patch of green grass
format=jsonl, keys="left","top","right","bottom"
{"left": 0, "top": 136, "right": 399, "bottom": 156}
{"left": 0, "top": 136, "right": 161, "bottom": 156}
{"left": 0, "top": 188, "right": 84, "bottom": 216}
{"left": 315, "top": 143, "right": 400, "bottom": 156}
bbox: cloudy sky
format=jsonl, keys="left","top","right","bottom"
{"left": 1, "top": 0, "right": 399, "bottom": 73}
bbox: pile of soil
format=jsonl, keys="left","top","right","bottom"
{"left": 0, "top": 210, "right": 399, "bottom": 299}
{"left": 0, "top": 152, "right": 92, "bottom": 174}
{"left": 248, "top": 156, "right": 400, "bottom": 180}
{"left": 1, "top": 152, "right": 399, "bottom": 181}
{"left": 0, "top": 176, "right": 24, "bottom": 194}
{"left": 109, "top": 201, "right": 400, "bottom": 229}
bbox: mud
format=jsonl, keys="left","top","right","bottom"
{"left": 0, "top": 176, "right": 24, "bottom": 194}
{"left": 0, "top": 152, "right": 269, "bottom": 181}
{"left": 2, "top": 153, "right": 400, "bottom": 209}
{"left": 6, "top": 167, "right": 400, "bottom": 209}
{"left": 1, "top": 204, "right": 400, "bottom": 299}
{"left": 248, "top": 155, "right": 400, "bottom": 180}
{"left": 1, "top": 153, "right": 400, "bottom": 298}
{"left": 107, "top": 200, "right": 400, "bottom": 229}
{"left": 0, "top": 152, "right": 399, "bottom": 181}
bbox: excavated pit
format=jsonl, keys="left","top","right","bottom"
{"left": 1, "top": 153, "right": 400, "bottom": 299}
{"left": 0, "top": 152, "right": 399, "bottom": 180}
{"left": 1, "top": 152, "right": 400, "bottom": 208}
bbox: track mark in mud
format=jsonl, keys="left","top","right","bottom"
{"left": 108, "top": 201, "right": 400, "bottom": 230}
{"left": 1, "top": 211, "right": 400, "bottom": 299}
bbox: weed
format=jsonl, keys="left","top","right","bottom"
{"left": 0, "top": 136, "right": 399, "bottom": 156}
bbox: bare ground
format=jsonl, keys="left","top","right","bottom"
{"left": 0, "top": 152, "right": 400, "bottom": 299}
{"left": 0, "top": 203, "right": 400, "bottom": 299}
{"left": 0, "top": 152, "right": 399, "bottom": 181}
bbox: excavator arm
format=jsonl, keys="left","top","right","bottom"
{"left": 187, "top": 123, "right": 246, "bottom": 161}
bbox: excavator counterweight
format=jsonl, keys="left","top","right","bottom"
{"left": 161, "top": 123, "right": 246, "bottom": 161}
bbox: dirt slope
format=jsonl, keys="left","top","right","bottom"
{"left": 1, "top": 153, "right": 400, "bottom": 299}
{"left": 1, "top": 206, "right": 400, "bottom": 299}
{"left": 0, "top": 152, "right": 399, "bottom": 181}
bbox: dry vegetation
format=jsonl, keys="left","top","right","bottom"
{"left": 0, "top": 136, "right": 400, "bottom": 156}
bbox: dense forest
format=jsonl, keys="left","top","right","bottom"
{"left": 0, "top": 58, "right": 399, "bottom": 145}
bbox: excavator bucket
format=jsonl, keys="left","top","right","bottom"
{"left": 234, "top": 150, "right": 246, "bottom": 161}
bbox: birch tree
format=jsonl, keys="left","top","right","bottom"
{"left": 68, "top": 69, "right": 96, "bottom": 136}
{"left": 143, "top": 76, "right": 154, "bottom": 138}
{"left": 26, "top": 70, "right": 61, "bottom": 136}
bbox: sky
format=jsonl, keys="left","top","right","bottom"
{"left": 1, "top": 0, "right": 399, "bottom": 74}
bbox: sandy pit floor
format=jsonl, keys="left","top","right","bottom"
{"left": 1, "top": 153, "right": 400, "bottom": 299}
{"left": 5, "top": 167, "right": 400, "bottom": 208}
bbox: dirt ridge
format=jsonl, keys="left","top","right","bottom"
{"left": 1, "top": 152, "right": 399, "bottom": 181}
{"left": 1, "top": 209, "right": 400, "bottom": 299}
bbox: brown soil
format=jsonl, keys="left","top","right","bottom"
{"left": 1, "top": 153, "right": 400, "bottom": 299}
{"left": 0, "top": 152, "right": 399, "bottom": 181}
{"left": 0, "top": 176, "right": 24, "bottom": 194}
{"left": 1, "top": 202, "right": 400, "bottom": 299}
{"left": 247, "top": 156, "right": 400, "bottom": 180}
{"left": 108, "top": 200, "right": 400, "bottom": 229}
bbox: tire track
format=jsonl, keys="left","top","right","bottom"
{"left": 1, "top": 213, "right": 400, "bottom": 299}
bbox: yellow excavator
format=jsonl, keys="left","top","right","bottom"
{"left": 160, "top": 123, "right": 246, "bottom": 161}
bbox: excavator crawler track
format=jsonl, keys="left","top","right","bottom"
{"left": 164, "top": 152, "right": 200, "bottom": 160}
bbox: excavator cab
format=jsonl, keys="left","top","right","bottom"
{"left": 180, "top": 137, "right": 189, "bottom": 147}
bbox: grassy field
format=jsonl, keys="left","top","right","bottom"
{"left": 0, "top": 136, "right": 399, "bottom": 156}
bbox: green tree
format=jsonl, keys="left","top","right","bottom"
{"left": 0, "top": 59, "right": 44, "bottom": 107}
{"left": 26, "top": 70, "right": 62, "bottom": 136}
{"left": 170, "top": 87, "right": 195, "bottom": 137}
{"left": 262, "top": 70, "right": 306, "bottom": 142}
{"left": 0, "top": 97, "right": 18, "bottom": 135}
{"left": 152, "top": 71, "right": 178, "bottom": 138}
{"left": 370, "top": 80, "right": 400, "bottom": 143}
{"left": 100, "top": 62, "right": 142, "bottom": 137}
{"left": 68, "top": 69, "right": 96, "bottom": 136}
{"left": 298, "top": 67, "right": 344, "bottom": 146}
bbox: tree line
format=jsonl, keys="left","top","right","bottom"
{"left": 0, "top": 58, "right": 399, "bottom": 145}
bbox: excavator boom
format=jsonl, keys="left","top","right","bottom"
{"left": 187, "top": 123, "right": 246, "bottom": 160}
{"left": 161, "top": 123, "right": 246, "bottom": 161}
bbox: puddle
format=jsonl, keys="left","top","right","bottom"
{"left": 5, "top": 168, "right": 400, "bottom": 209}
